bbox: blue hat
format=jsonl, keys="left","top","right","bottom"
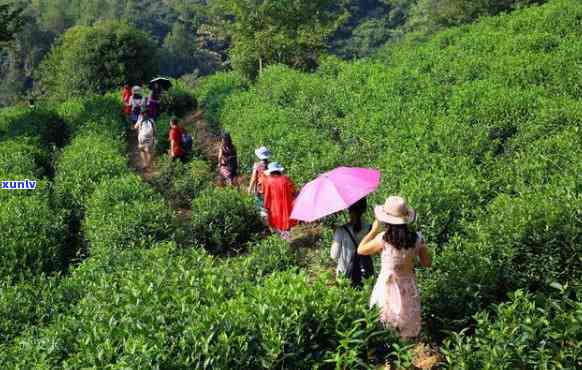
{"left": 265, "top": 161, "right": 284, "bottom": 175}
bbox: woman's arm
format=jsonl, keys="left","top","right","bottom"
{"left": 248, "top": 167, "right": 257, "bottom": 194}
{"left": 357, "top": 220, "right": 384, "bottom": 256}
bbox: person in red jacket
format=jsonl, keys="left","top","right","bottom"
{"left": 168, "top": 117, "right": 185, "bottom": 162}
{"left": 121, "top": 83, "right": 132, "bottom": 116}
{"left": 263, "top": 162, "right": 297, "bottom": 240}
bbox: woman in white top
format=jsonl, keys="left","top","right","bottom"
{"left": 331, "top": 197, "right": 374, "bottom": 287}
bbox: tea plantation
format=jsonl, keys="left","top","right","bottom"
{"left": 1, "top": 0, "right": 581, "bottom": 368}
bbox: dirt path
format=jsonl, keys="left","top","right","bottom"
{"left": 127, "top": 128, "right": 160, "bottom": 182}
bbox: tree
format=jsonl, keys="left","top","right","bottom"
{"left": 0, "top": 2, "right": 25, "bottom": 46}
{"left": 210, "top": 0, "right": 349, "bottom": 78}
{"left": 35, "top": 21, "right": 158, "bottom": 102}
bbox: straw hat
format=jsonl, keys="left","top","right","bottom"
{"left": 255, "top": 146, "right": 271, "bottom": 160}
{"left": 265, "top": 162, "right": 284, "bottom": 175}
{"left": 374, "top": 196, "right": 416, "bottom": 225}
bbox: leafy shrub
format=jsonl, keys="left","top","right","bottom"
{"left": 0, "top": 194, "right": 66, "bottom": 282}
{"left": 1, "top": 243, "right": 397, "bottom": 369}
{"left": 53, "top": 132, "right": 127, "bottom": 212}
{"left": 56, "top": 94, "right": 123, "bottom": 137}
{"left": 0, "top": 138, "right": 49, "bottom": 178}
{"left": 35, "top": 21, "right": 158, "bottom": 102}
{"left": 191, "top": 187, "right": 263, "bottom": 255}
{"left": 83, "top": 174, "right": 176, "bottom": 254}
{"left": 160, "top": 80, "right": 197, "bottom": 117}
{"left": 0, "top": 277, "right": 62, "bottom": 346}
{"left": 196, "top": 71, "right": 249, "bottom": 131}
{"left": 442, "top": 287, "right": 582, "bottom": 369}
{"left": 0, "top": 107, "right": 67, "bottom": 148}
{"left": 150, "top": 156, "right": 212, "bottom": 208}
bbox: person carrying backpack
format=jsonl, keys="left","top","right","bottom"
{"left": 331, "top": 197, "right": 375, "bottom": 287}
{"left": 134, "top": 110, "right": 156, "bottom": 171}
{"left": 169, "top": 117, "right": 188, "bottom": 162}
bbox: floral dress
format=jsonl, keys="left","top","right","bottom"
{"left": 369, "top": 232, "right": 425, "bottom": 338}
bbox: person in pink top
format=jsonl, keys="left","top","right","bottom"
{"left": 358, "top": 196, "right": 432, "bottom": 339}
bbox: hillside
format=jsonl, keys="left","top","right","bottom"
{"left": 1, "top": 0, "right": 581, "bottom": 368}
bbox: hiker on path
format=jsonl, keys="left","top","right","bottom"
{"left": 169, "top": 118, "right": 186, "bottom": 163}
{"left": 147, "top": 82, "right": 162, "bottom": 120}
{"left": 121, "top": 83, "right": 132, "bottom": 116}
{"left": 218, "top": 132, "right": 238, "bottom": 186}
{"left": 263, "top": 162, "right": 297, "bottom": 240}
{"left": 129, "top": 86, "right": 146, "bottom": 124}
{"left": 134, "top": 111, "right": 156, "bottom": 171}
{"left": 248, "top": 146, "right": 271, "bottom": 219}
{"left": 358, "top": 196, "right": 432, "bottom": 339}
{"left": 331, "top": 197, "right": 374, "bottom": 287}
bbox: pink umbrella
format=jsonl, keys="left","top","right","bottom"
{"left": 290, "top": 167, "right": 381, "bottom": 222}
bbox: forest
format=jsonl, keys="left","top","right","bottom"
{"left": 0, "top": 0, "right": 580, "bottom": 368}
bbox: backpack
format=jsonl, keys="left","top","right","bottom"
{"left": 139, "top": 119, "right": 154, "bottom": 139}
{"left": 181, "top": 131, "right": 193, "bottom": 153}
{"left": 344, "top": 225, "right": 374, "bottom": 288}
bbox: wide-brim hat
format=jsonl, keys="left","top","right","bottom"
{"left": 374, "top": 196, "right": 416, "bottom": 225}
{"left": 265, "top": 161, "right": 284, "bottom": 175}
{"left": 255, "top": 146, "right": 271, "bottom": 160}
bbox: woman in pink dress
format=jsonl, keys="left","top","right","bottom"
{"left": 358, "top": 196, "right": 432, "bottom": 339}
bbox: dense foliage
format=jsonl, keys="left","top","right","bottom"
{"left": 35, "top": 21, "right": 158, "bottom": 102}
{"left": 151, "top": 156, "right": 212, "bottom": 209}
{"left": 443, "top": 287, "right": 582, "bottom": 369}
{"left": 198, "top": 0, "right": 582, "bottom": 355}
{"left": 191, "top": 187, "right": 264, "bottom": 255}
{"left": 1, "top": 0, "right": 581, "bottom": 368}
{"left": 84, "top": 174, "right": 176, "bottom": 255}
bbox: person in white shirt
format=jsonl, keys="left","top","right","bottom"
{"left": 331, "top": 197, "right": 374, "bottom": 287}
{"left": 133, "top": 111, "right": 156, "bottom": 171}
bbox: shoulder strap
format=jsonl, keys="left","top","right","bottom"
{"left": 343, "top": 225, "right": 359, "bottom": 248}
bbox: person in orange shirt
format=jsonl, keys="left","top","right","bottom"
{"left": 262, "top": 162, "right": 297, "bottom": 240}
{"left": 168, "top": 118, "right": 185, "bottom": 162}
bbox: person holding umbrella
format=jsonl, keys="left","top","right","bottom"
{"left": 330, "top": 197, "right": 374, "bottom": 287}
{"left": 358, "top": 196, "right": 432, "bottom": 340}
{"left": 147, "top": 81, "right": 162, "bottom": 120}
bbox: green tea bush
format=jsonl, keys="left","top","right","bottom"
{"left": 161, "top": 80, "right": 198, "bottom": 117}
{"left": 0, "top": 194, "right": 66, "bottom": 282}
{"left": 191, "top": 187, "right": 263, "bottom": 255}
{"left": 53, "top": 132, "right": 127, "bottom": 213}
{"left": 210, "top": 0, "right": 582, "bottom": 343}
{"left": 0, "top": 138, "right": 49, "bottom": 178}
{"left": 56, "top": 94, "right": 123, "bottom": 137}
{"left": 83, "top": 174, "right": 176, "bottom": 254}
{"left": 0, "top": 107, "right": 67, "bottom": 148}
{"left": 196, "top": 71, "right": 249, "bottom": 131}
{"left": 1, "top": 243, "right": 396, "bottom": 369}
{"left": 442, "top": 288, "right": 582, "bottom": 369}
{"left": 0, "top": 277, "right": 62, "bottom": 346}
{"left": 150, "top": 156, "right": 212, "bottom": 208}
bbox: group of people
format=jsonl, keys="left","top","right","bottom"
{"left": 121, "top": 84, "right": 192, "bottom": 170}
{"left": 121, "top": 84, "right": 432, "bottom": 340}
{"left": 215, "top": 139, "right": 433, "bottom": 339}
{"left": 333, "top": 195, "right": 432, "bottom": 339}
